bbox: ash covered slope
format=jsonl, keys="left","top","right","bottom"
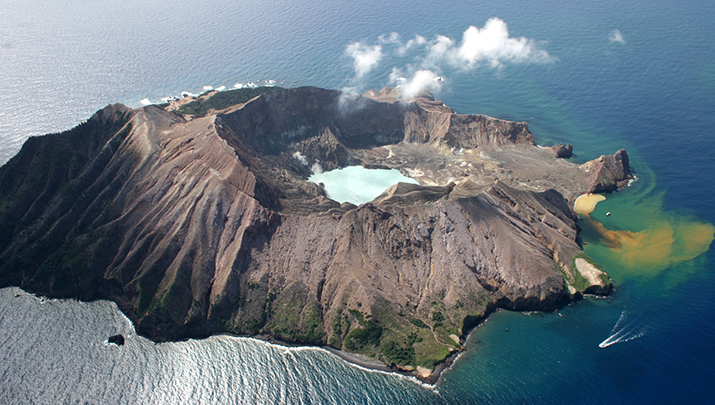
{"left": 0, "top": 87, "right": 628, "bottom": 377}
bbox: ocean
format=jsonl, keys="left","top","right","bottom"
{"left": 1, "top": 0, "right": 714, "bottom": 403}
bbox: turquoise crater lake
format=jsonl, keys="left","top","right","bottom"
{"left": 309, "top": 166, "right": 418, "bottom": 205}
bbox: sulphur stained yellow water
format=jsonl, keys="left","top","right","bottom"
{"left": 576, "top": 187, "right": 714, "bottom": 286}
{"left": 573, "top": 193, "right": 606, "bottom": 215}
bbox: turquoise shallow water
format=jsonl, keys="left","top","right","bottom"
{"left": 1, "top": 0, "right": 714, "bottom": 403}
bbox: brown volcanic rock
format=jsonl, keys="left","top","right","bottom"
{"left": 580, "top": 148, "right": 630, "bottom": 193}
{"left": 549, "top": 143, "right": 573, "bottom": 158}
{"left": 0, "top": 87, "right": 626, "bottom": 376}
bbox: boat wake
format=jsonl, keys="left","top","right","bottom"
{"left": 599, "top": 298, "right": 651, "bottom": 348}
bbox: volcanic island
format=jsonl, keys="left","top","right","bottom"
{"left": 0, "top": 86, "right": 631, "bottom": 382}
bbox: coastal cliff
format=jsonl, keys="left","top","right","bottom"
{"left": 0, "top": 87, "right": 629, "bottom": 380}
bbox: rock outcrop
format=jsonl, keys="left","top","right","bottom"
{"left": 581, "top": 148, "right": 630, "bottom": 193}
{"left": 549, "top": 143, "right": 573, "bottom": 159}
{"left": 0, "top": 87, "right": 627, "bottom": 379}
{"left": 108, "top": 334, "right": 125, "bottom": 346}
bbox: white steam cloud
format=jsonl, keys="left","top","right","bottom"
{"left": 398, "top": 70, "right": 444, "bottom": 100}
{"left": 337, "top": 89, "right": 369, "bottom": 115}
{"left": 609, "top": 29, "right": 626, "bottom": 44}
{"left": 378, "top": 32, "right": 401, "bottom": 45}
{"left": 426, "top": 35, "right": 454, "bottom": 65}
{"left": 397, "top": 35, "right": 427, "bottom": 56}
{"left": 343, "top": 18, "right": 555, "bottom": 102}
{"left": 453, "top": 18, "right": 554, "bottom": 68}
{"left": 345, "top": 42, "right": 383, "bottom": 78}
{"left": 292, "top": 151, "right": 309, "bottom": 166}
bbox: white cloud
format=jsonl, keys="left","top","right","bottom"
{"left": 337, "top": 88, "right": 368, "bottom": 114}
{"left": 378, "top": 32, "right": 401, "bottom": 45}
{"left": 426, "top": 35, "right": 455, "bottom": 64}
{"left": 389, "top": 67, "right": 406, "bottom": 84}
{"left": 398, "top": 70, "right": 444, "bottom": 101}
{"left": 454, "top": 18, "right": 554, "bottom": 68}
{"left": 343, "top": 18, "right": 554, "bottom": 98}
{"left": 397, "top": 35, "right": 427, "bottom": 56}
{"left": 609, "top": 29, "right": 626, "bottom": 44}
{"left": 345, "top": 42, "right": 383, "bottom": 78}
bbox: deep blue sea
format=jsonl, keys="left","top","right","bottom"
{"left": 1, "top": 0, "right": 714, "bottom": 403}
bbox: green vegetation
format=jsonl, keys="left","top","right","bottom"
{"left": 413, "top": 331, "right": 452, "bottom": 368}
{"left": 344, "top": 321, "right": 383, "bottom": 351}
{"left": 245, "top": 289, "right": 276, "bottom": 334}
{"left": 176, "top": 87, "right": 282, "bottom": 116}
{"left": 381, "top": 340, "right": 415, "bottom": 365}
{"left": 570, "top": 253, "right": 609, "bottom": 292}
{"left": 570, "top": 266, "right": 590, "bottom": 292}
{"left": 263, "top": 282, "right": 325, "bottom": 344}
{"left": 247, "top": 318, "right": 263, "bottom": 333}
{"left": 35, "top": 238, "right": 89, "bottom": 281}
{"left": 300, "top": 301, "right": 326, "bottom": 343}
{"left": 263, "top": 282, "right": 306, "bottom": 339}
{"left": 329, "top": 308, "right": 347, "bottom": 347}
{"left": 334, "top": 295, "right": 466, "bottom": 369}
{"left": 410, "top": 318, "right": 428, "bottom": 328}
{"left": 431, "top": 307, "right": 447, "bottom": 328}
{"left": 348, "top": 308, "right": 365, "bottom": 325}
